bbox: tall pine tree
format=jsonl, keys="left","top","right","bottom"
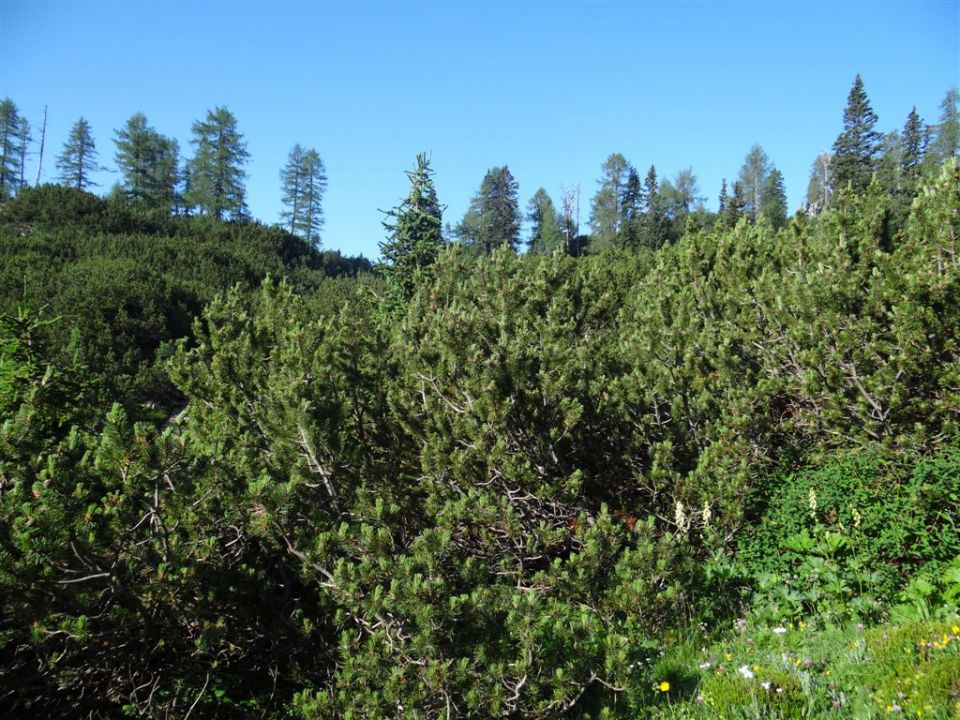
{"left": 56, "top": 117, "right": 100, "bottom": 190}
{"left": 380, "top": 153, "right": 444, "bottom": 299}
{"left": 185, "top": 107, "right": 249, "bottom": 221}
{"left": 831, "top": 74, "right": 881, "bottom": 194}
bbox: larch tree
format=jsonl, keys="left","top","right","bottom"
{"left": 737, "top": 144, "right": 772, "bottom": 220}
{"left": 16, "top": 115, "right": 30, "bottom": 191}
{"left": 831, "top": 74, "right": 881, "bottom": 194}
{"left": 280, "top": 145, "right": 326, "bottom": 246}
{"left": 56, "top": 117, "right": 100, "bottom": 190}
{"left": 661, "top": 167, "right": 701, "bottom": 220}
{"left": 589, "top": 153, "right": 630, "bottom": 248}
{"left": 380, "top": 152, "right": 444, "bottom": 299}
{"left": 114, "top": 112, "right": 179, "bottom": 208}
{"left": 280, "top": 144, "right": 305, "bottom": 235}
{"left": 0, "top": 99, "right": 23, "bottom": 197}
{"left": 805, "top": 152, "right": 833, "bottom": 214}
{"left": 527, "top": 188, "right": 564, "bottom": 254}
{"left": 185, "top": 106, "right": 249, "bottom": 221}
{"left": 927, "top": 88, "right": 959, "bottom": 165}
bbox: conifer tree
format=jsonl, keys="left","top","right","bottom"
{"left": 718, "top": 178, "right": 729, "bottom": 214}
{"left": 900, "top": 107, "right": 924, "bottom": 185}
{"left": 280, "top": 145, "right": 326, "bottom": 246}
{"left": 114, "top": 113, "right": 179, "bottom": 208}
{"left": 0, "top": 99, "right": 22, "bottom": 197}
{"left": 185, "top": 106, "right": 249, "bottom": 221}
{"left": 589, "top": 153, "right": 630, "bottom": 247}
{"left": 280, "top": 144, "right": 305, "bottom": 235}
{"left": 737, "top": 144, "right": 771, "bottom": 219}
{"left": 457, "top": 166, "right": 521, "bottom": 253}
{"left": 759, "top": 167, "right": 787, "bottom": 228}
{"left": 16, "top": 116, "right": 30, "bottom": 191}
{"left": 875, "top": 131, "right": 902, "bottom": 198}
{"left": 380, "top": 153, "right": 444, "bottom": 298}
{"left": 722, "top": 180, "right": 747, "bottom": 226}
{"left": 620, "top": 167, "right": 643, "bottom": 250}
{"left": 831, "top": 74, "right": 881, "bottom": 193}
{"left": 638, "top": 165, "right": 669, "bottom": 249}
{"left": 661, "top": 167, "right": 701, "bottom": 220}
{"left": 927, "top": 88, "right": 959, "bottom": 164}
{"left": 527, "top": 188, "right": 563, "bottom": 254}
{"left": 56, "top": 117, "right": 100, "bottom": 190}
{"left": 806, "top": 152, "right": 833, "bottom": 214}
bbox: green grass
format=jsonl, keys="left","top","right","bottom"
{"left": 636, "top": 618, "right": 960, "bottom": 719}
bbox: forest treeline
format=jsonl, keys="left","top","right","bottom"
{"left": 1, "top": 75, "right": 957, "bottom": 254}
{"left": 0, "top": 75, "right": 959, "bottom": 718}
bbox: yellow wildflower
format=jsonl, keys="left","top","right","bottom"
{"left": 658, "top": 681, "right": 670, "bottom": 692}
{"left": 950, "top": 624, "right": 959, "bottom": 634}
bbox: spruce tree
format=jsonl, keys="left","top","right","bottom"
{"left": 900, "top": 107, "right": 924, "bottom": 185}
{"left": 638, "top": 165, "right": 669, "bottom": 249}
{"left": 718, "top": 178, "right": 729, "bottom": 214}
{"left": 722, "top": 180, "right": 747, "bottom": 227}
{"left": 831, "top": 74, "right": 881, "bottom": 193}
{"left": 56, "top": 117, "right": 100, "bottom": 190}
{"left": 527, "top": 188, "right": 563, "bottom": 254}
{"left": 759, "top": 167, "right": 787, "bottom": 229}
{"left": 0, "top": 99, "right": 22, "bottom": 197}
{"left": 620, "top": 167, "right": 643, "bottom": 250}
{"left": 185, "top": 106, "right": 249, "bottom": 221}
{"left": 457, "top": 166, "right": 521, "bottom": 253}
{"left": 380, "top": 153, "right": 444, "bottom": 299}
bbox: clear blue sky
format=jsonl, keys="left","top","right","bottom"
{"left": 2, "top": 1, "right": 958, "bottom": 259}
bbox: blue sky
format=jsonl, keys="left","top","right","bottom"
{"left": 1, "top": 1, "right": 958, "bottom": 259}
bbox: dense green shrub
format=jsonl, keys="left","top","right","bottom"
{"left": 0, "top": 188, "right": 372, "bottom": 416}
{"left": 739, "top": 449, "right": 960, "bottom": 611}
{"left": 0, "top": 164, "right": 957, "bottom": 717}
